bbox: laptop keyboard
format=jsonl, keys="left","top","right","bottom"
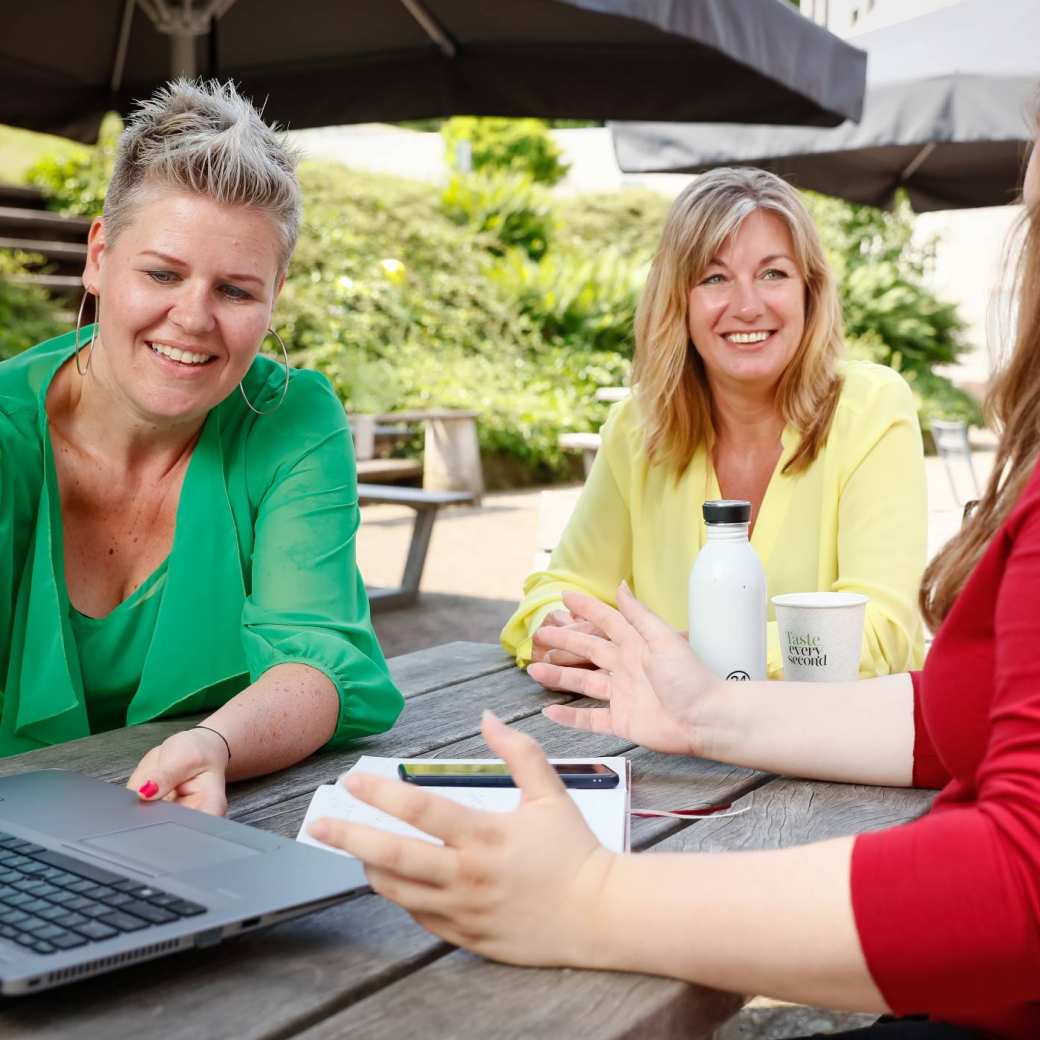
{"left": 0, "top": 832, "right": 207, "bottom": 956}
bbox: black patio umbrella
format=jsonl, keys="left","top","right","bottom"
{"left": 1, "top": 0, "right": 866, "bottom": 144}
{"left": 611, "top": 0, "right": 1037, "bottom": 212}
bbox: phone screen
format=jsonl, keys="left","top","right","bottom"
{"left": 397, "top": 761, "right": 619, "bottom": 788}
{"left": 401, "top": 762, "right": 612, "bottom": 777}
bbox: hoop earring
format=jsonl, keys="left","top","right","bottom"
{"left": 74, "top": 291, "right": 97, "bottom": 376}
{"left": 239, "top": 328, "right": 290, "bottom": 416}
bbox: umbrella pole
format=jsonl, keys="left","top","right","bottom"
{"left": 135, "top": 1, "right": 239, "bottom": 80}
{"left": 170, "top": 31, "right": 196, "bottom": 78}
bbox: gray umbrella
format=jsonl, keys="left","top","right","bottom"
{"left": 612, "top": 0, "right": 1037, "bottom": 211}
{"left": 1, "top": 0, "right": 865, "bottom": 144}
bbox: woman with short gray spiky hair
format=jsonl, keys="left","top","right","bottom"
{"left": 0, "top": 79, "right": 403, "bottom": 811}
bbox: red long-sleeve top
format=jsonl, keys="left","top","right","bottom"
{"left": 851, "top": 460, "right": 1040, "bottom": 1039}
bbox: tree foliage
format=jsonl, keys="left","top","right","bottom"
{"left": 442, "top": 117, "right": 569, "bottom": 186}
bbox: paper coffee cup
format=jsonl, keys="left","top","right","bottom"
{"left": 771, "top": 592, "right": 868, "bottom": 682}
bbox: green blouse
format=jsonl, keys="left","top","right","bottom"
{"left": 69, "top": 560, "right": 168, "bottom": 735}
{"left": 0, "top": 328, "right": 404, "bottom": 757}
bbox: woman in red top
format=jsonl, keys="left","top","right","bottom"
{"left": 309, "top": 129, "right": 1040, "bottom": 1039}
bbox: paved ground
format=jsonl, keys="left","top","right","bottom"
{"left": 359, "top": 445, "right": 994, "bottom": 1038}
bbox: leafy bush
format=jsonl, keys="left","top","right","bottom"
{"left": 0, "top": 252, "right": 63, "bottom": 359}
{"left": 442, "top": 117, "right": 569, "bottom": 185}
{"left": 488, "top": 246, "right": 644, "bottom": 355}
{"left": 24, "top": 113, "right": 121, "bottom": 217}
{"left": 275, "top": 163, "right": 641, "bottom": 484}
{"left": 553, "top": 189, "right": 670, "bottom": 258}
{"left": 441, "top": 172, "right": 556, "bottom": 259}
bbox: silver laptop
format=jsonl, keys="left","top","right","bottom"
{"left": 0, "top": 769, "right": 364, "bottom": 993}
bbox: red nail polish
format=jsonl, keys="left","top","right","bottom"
{"left": 139, "top": 780, "right": 159, "bottom": 799}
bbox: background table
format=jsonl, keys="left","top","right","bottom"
{"left": 0, "top": 642, "right": 935, "bottom": 1039}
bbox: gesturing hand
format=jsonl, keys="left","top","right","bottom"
{"left": 309, "top": 711, "right": 615, "bottom": 969}
{"left": 530, "top": 582, "right": 720, "bottom": 757}
{"left": 126, "top": 727, "right": 230, "bottom": 816}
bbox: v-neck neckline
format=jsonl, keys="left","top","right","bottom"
{"left": 704, "top": 425, "right": 798, "bottom": 566}
{"left": 39, "top": 328, "right": 202, "bottom": 621}
{"left": 69, "top": 557, "right": 169, "bottom": 623}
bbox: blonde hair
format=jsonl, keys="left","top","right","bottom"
{"left": 632, "top": 167, "right": 844, "bottom": 475}
{"left": 920, "top": 157, "right": 1040, "bottom": 628}
{"left": 104, "top": 79, "right": 301, "bottom": 272}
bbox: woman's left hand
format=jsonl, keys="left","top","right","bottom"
{"left": 309, "top": 711, "right": 616, "bottom": 968}
{"left": 126, "top": 728, "right": 230, "bottom": 816}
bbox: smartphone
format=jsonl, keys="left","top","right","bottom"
{"left": 397, "top": 761, "right": 620, "bottom": 789}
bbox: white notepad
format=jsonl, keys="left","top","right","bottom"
{"left": 297, "top": 755, "right": 631, "bottom": 855}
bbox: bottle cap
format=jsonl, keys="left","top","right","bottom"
{"left": 702, "top": 499, "right": 752, "bottom": 525}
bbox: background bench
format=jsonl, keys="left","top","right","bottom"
{"left": 357, "top": 483, "right": 477, "bottom": 611}
{"left": 350, "top": 409, "right": 483, "bottom": 502}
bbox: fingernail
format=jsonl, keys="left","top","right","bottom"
{"left": 543, "top": 649, "right": 557, "bottom": 665}
{"left": 309, "top": 821, "right": 329, "bottom": 842}
{"left": 139, "top": 780, "right": 159, "bottom": 799}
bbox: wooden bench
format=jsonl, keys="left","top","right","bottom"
{"left": 349, "top": 410, "right": 484, "bottom": 501}
{"left": 357, "top": 483, "right": 476, "bottom": 611}
{"left": 355, "top": 457, "right": 423, "bottom": 483}
{"left": 557, "top": 431, "right": 602, "bottom": 477}
{"left": 557, "top": 386, "right": 630, "bottom": 475}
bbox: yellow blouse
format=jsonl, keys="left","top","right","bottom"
{"left": 501, "top": 361, "right": 927, "bottom": 678}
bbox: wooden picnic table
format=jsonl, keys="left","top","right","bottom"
{"left": 0, "top": 643, "right": 935, "bottom": 1040}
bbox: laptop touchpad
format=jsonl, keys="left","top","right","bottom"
{"left": 82, "top": 823, "right": 261, "bottom": 873}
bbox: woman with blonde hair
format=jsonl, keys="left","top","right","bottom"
{"left": 313, "top": 135, "right": 1040, "bottom": 1038}
{"left": 500, "top": 167, "right": 926, "bottom": 682}
{"left": 0, "top": 79, "right": 404, "bottom": 813}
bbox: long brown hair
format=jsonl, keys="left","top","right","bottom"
{"left": 631, "top": 167, "right": 844, "bottom": 476}
{"left": 920, "top": 156, "right": 1040, "bottom": 628}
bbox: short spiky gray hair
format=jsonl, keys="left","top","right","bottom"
{"left": 103, "top": 79, "right": 301, "bottom": 272}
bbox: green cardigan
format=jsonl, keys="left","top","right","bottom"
{"left": 0, "top": 329, "right": 404, "bottom": 757}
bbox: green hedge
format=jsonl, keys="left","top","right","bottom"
{"left": 0, "top": 252, "right": 64, "bottom": 359}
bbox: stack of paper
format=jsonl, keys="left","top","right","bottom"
{"left": 298, "top": 756, "right": 631, "bottom": 855}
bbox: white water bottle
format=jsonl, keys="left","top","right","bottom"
{"left": 688, "top": 499, "right": 767, "bottom": 681}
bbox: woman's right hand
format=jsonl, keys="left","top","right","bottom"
{"left": 528, "top": 609, "right": 604, "bottom": 686}
{"left": 530, "top": 582, "right": 721, "bottom": 757}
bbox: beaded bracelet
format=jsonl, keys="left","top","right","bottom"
{"left": 194, "top": 724, "right": 231, "bottom": 764}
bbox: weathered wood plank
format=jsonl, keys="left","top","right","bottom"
{"left": 653, "top": 776, "right": 936, "bottom": 854}
{"left": 386, "top": 640, "right": 512, "bottom": 695}
{"left": 296, "top": 950, "right": 743, "bottom": 1040}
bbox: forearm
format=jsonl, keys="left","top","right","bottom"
{"left": 589, "top": 837, "right": 887, "bottom": 1012}
{"left": 198, "top": 663, "right": 339, "bottom": 782}
{"left": 696, "top": 673, "right": 914, "bottom": 786}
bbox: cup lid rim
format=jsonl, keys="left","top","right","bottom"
{"left": 771, "top": 592, "right": 868, "bottom": 609}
